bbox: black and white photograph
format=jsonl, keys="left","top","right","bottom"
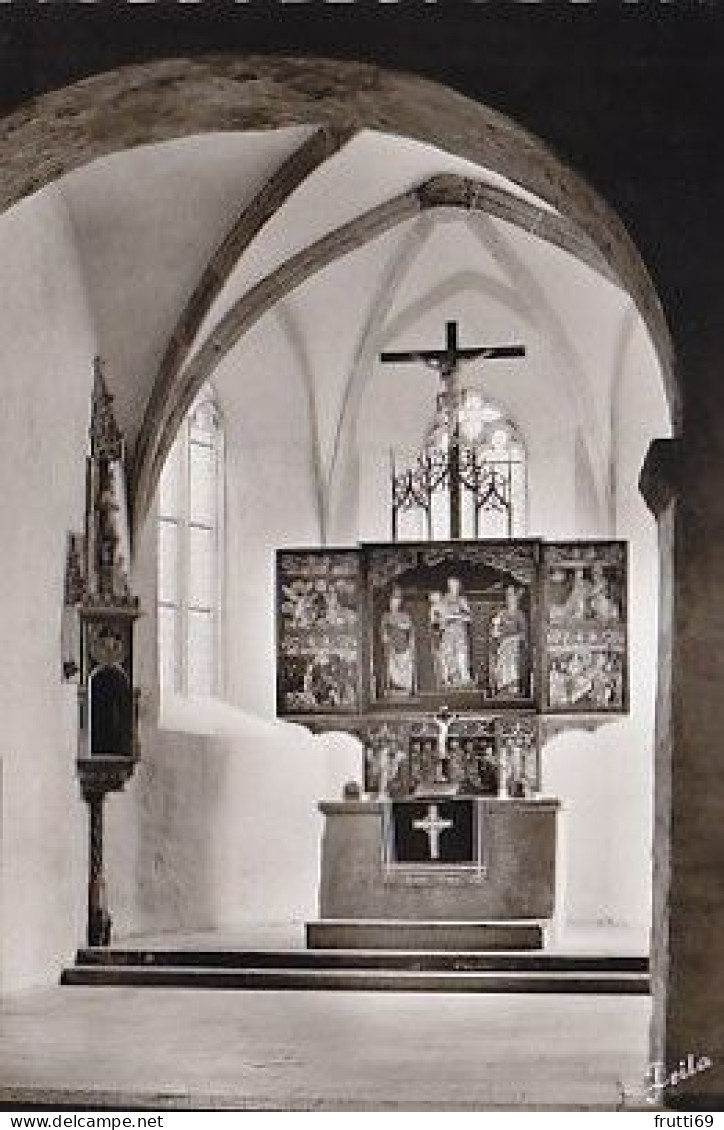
{"left": 0, "top": 1, "right": 721, "bottom": 1119}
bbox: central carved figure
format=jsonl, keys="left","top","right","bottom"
{"left": 431, "top": 576, "right": 473, "bottom": 688}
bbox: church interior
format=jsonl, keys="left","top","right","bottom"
{"left": 1, "top": 122, "right": 670, "bottom": 967}
{"left": 0, "top": 14, "right": 721, "bottom": 1110}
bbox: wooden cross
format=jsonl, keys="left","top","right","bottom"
{"left": 413, "top": 803, "right": 453, "bottom": 860}
{"left": 381, "top": 321, "right": 525, "bottom": 539}
{"left": 380, "top": 320, "right": 525, "bottom": 383}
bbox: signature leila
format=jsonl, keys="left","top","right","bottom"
{"left": 646, "top": 1054, "right": 713, "bottom": 1102}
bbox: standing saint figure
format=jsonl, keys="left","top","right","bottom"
{"left": 431, "top": 576, "right": 473, "bottom": 688}
{"left": 380, "top": 586, "right": 416, "bottom": 696}
{"left": 564, "top": 567, "right": 593, "bottom": 619}
{"left": 489, "top": 584, "right": 528, "bottom": 697}
{"left": 589, "top": 564, "right": 620, "bottom": 621}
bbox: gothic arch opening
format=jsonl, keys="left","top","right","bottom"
{"left": 0, "top": 56, "right": 677, "bottom": 1090}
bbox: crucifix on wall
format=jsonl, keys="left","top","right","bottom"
{"left": 380, "top": 321, "right": 525, "bottom": 539}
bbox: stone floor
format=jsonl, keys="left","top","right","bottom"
{"left": 0, "top": 985, "right": 652, "bottom": 1110}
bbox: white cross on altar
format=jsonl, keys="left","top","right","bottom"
{"left": 413, "top": 804, "right": 453, "bottom": 860}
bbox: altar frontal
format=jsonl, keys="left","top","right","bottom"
{"left": 389, "top": 798, "right": 476, "bottom": 865}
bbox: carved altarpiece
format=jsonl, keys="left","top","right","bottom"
{"left": 276, "top": 539, "right": 628, "bottom": 798}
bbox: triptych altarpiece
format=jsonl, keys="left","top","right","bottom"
{"left": 276, "top": 539, "right": 628, "bottom": 795}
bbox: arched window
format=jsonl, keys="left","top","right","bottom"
{"left": 391, "top": 391, "right": 527, "bottom": 541}
{"left": 157, "top": 385, "right": 224, "bottom": 698}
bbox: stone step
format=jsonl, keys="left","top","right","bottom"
{"left": 61, "top": 964, "right": 649, "bottom": 994}
{"left": 306, "top": 919, "right": 544, "bottom": 951}
{"left": 74, "top": 947, "right": 648, "bottom": 974}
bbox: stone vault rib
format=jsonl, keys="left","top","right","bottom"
{"left": 131, "top": 124, "right": 356, "bottom": 520}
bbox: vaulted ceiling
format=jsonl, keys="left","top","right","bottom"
{"left": 32, "top": 125, "right": 666, "bottom": 533}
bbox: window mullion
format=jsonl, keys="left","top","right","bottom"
{"left": 180, "top": 415, "right": 191, "bottom": 696}
{"left": 215, "top": 425, "right": 225, "bottom": 697}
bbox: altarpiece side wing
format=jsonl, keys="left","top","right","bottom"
{"left": 540, "top": 540, "right": 628, "bottom": 714}
{"left": 276, "top": 549, "right": 363, "bottom": 716}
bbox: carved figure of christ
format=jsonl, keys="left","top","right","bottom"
{"left": 413, "top": 803, "right": 454, "bottom": 860}
{"left": 380, "top": 321, "right": 525, "bottom": 538}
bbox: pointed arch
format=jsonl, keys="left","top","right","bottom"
{"left": 133, "top": 125, "right": 356, "bottom": 510}
{"left": 325, "top": 214, "right": 436, "bottom": 539}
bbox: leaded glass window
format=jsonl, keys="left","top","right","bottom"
{"left": 391, "top": 392, "right": 527, "bottom": 541}
{"left": 157, "top": 385, "right": 224, "bottom": 698}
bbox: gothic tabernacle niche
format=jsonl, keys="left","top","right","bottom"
{"left": 74, "top": 357, "right": 142, "bottom": 947}
{"left": 88, "top": 664, "right": 134, "bottom": 758}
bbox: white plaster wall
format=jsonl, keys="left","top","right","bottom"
{"left": 217, "top": 315, "right": 323, "bottom": 717}
{"left": 110, "top": 713, "right": 361, "bottom": 937}
{"left": 543, "top": 312, "right": 670, "bottom": 936}
{"left": 0, "top": 187, "right": 96, "bottom": 991}
{"left": 204, "top": 711, "right": 359, "bottom": 928}
{"left": 212, "top": 315, "right": 363, "bottom": 925}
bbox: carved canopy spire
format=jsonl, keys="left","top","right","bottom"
{"left": 90, "top": 356, "right": 124, "bottom": 462}
{"left": 84, "top": 356, "right": 135, "bottom": 608}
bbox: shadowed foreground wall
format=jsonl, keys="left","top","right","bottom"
{"left": 0, "top": 188, "right": 94, "bottom": 989}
